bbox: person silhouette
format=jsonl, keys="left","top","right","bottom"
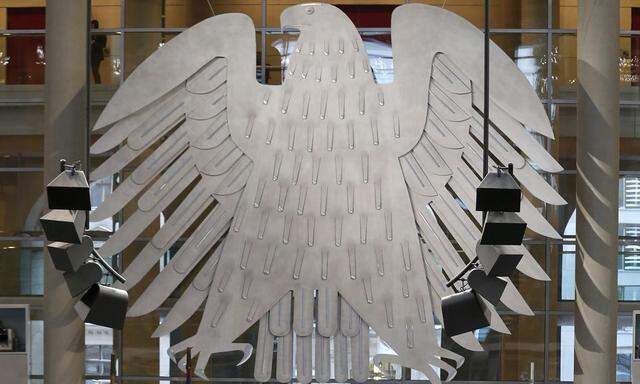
{"left": 90, "top": 20, "right": 107, "bottom": 84}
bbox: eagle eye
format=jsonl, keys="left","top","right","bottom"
{"left": 305, "top": 6, "right": 315, "bottom": 15}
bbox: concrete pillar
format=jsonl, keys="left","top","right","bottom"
{"left": 43, "top": 1, "right": 88, "bottom": 383}
{"left": 575, "top": 1, "right": 619, "bottom": 383}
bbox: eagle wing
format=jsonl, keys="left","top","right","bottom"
{"left": 90, "top": 13, "right": 263, "bottom": 340}
{"left": 389, "top": 4, "right": 565, "bottom": 347}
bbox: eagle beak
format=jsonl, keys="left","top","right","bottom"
{"left": 280, "top": 7, "right": 306, "bottom": 34}
{"left": 281, "top": 25, "right": 303, "bottom": 34}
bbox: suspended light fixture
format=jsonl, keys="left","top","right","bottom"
{"left": 41, "top": 160, "right": 129, "bottom": 330}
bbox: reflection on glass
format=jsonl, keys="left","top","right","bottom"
{"left": 0, "top": 36, "right": 46, "bottom": 85}
{"left": 561, "top": 176, "right": 640, "bottom": 301}
{"left": 30, "top": 319, "right": 43, "bottom": 376}
{"left": 556, "top": 314, "right": 633, "bottom": 382}
{"left": 620, "top": 36, "right": 640, "bottom": 103}
{"left": 408, "top": 0, "right": 548, "bottom": 29}
{"left": 0, "top": 132, "right": 44, "bottom": 167}
{"left": 91, "top": 3, "right": 122, "bottom": 29}
{"left": 493, "top": 34, "right": 548, "bottom": 99}
{"left": 124, "top": 33, "right": 178, "bottom": 79}
{"left": 289, "top": 326, "right": 403, "bottom": 381}
{"left": 547, "top": 105, "right": 640, "bottom": 171}
{"left": 369, "top": 328, "right": 403, "bottom": 380}
{"left": 0, "top": 243, "right": 43, "bottom": 296}
{"left": 90, "top": 34, "right": 120, "bottom": 86}
{"left": 554, "top": 1, "right": 640, "bottom": 30}
{"left": 125, "top": 0, "right": 260, "bottom": 28}
{"left": 441, "top": 315, "right": 544, "bottom": 381}
{"left": 0, "top": 171, "right": 44, "bottom": 237}
{"left": 89, "top": 177, "right": 114, "bottom": 232}
{"left": 552, "top": 34, "right": 577, "bottom": 99}
{"left": 85, "top": 325, "right": 113, "bottom": 376}
{"left": 553, "top": 35, "right": 640, "bottom": 102}
{"left": 549, "top": 103, "right": 575, "bottom": 170}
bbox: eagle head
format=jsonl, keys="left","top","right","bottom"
{"left": 280, "top": 3, "right": 357, "bottom": 35}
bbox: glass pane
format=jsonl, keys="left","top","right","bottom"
{"left": 553, "top": 1, "right": 640, "bottom": 30}
{"left": 549, "top": 103, "right": 576, "bottom": 170}
{"left": 622, "top": 2, "right": 640, "bottom": 30}
{"left": 0, "top": 123, "right": 43, "bottom": 167}
{"left": 0, "top": 307, "right": 28, "bottom": 352}
{"left": 511, "top": 243, "right": 546, "bottom": 310}
{"left": 621, "top": 36, "right": 640, "bottom": 104}
{"left": 85, "top": 325, "right": 113, "bottom": 376}
{"left": 621, "top": 106, "right": 640, "bottom": 171}
{"left": 124, "top": 33, "right": 178, "bottom": 79}
{"left": 125, "top": 0, "right": 261, "bottom": 28}
{"left": 267, "top": 1, "right": 395, "bottom": 28}
{"left": 0, "top": 35, "right": 46, "bottom": 85}
{"left": 551, "top": 34, "right": 576, "bottom": 100}
{"left": 0, "top": 171, "right": 44, "bottom": 237}
{"left": 90, "top": 33, "right": 121, "bottom": 86}
{"left": 0, "top": 242, "right": 44, "bottom": 296}
{"left": 408, "top": 0, "right": 547, "bottom": 29}
{"left": 492, "top": 33, "right": 549, "bottom": 99}
{"left": 441, "top": 315, "right": 545, "bottom": 381}
{"left": 552, "top": 0, "right": 577, "bottom": 29}
{"left": 267, "top": 0, "right": 548, "bottom": 28}
{"left": 553, "top": 36, "right": 640, "bottom": 103}
{"left": 124, "top": 0, "right": 177, "bottom": 28}
{"left": 557, "top": 245, "right": 576, "bottom": 301}
{"left": 550, "top": 176, "right": 640, "bottom": 303}
{"left": 92, "top": 2, "right": 122, "bottom": 29}
{"left": 31, "top": 319, "right": 43, "bottom": 376}
{"left": 206, "top": 1, "right": 262, "bottom": 28}
{"left": 549, "top": 314, "right": 634, "bottom": 382}
{"left": 265, "top": 1, "right": 292, "bottom": 28}
{"left": 550, "top": 104, "right": 640, "bottom": 171}
{"left": 548, "top": 173, "right": 577, "bottom": 237}
{"left": 121, "top": 310, "right": 161, "bottom": 377}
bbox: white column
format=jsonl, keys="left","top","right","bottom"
{"left": 575, "top": 1, "right": 620, "bottom": 383}
{"left": 43, "top": 1, "right": 88, "bottom": 383}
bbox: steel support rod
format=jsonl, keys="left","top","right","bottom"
{"left": 91, "top": 250, "right": 127, "bottom": 284}
{"left": 43, "top": 1, "right": 89, "bottom": 383}
{"left": 482, "top": 0, "right": 490, "bottom": 179}
{"left": 575, "top": 1, "right": 620, "bottom": 383}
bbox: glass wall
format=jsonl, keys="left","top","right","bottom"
{"left": 1, "top": 0, "right": 639, "bottom": 383}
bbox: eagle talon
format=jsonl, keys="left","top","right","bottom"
{"left": 194, "top": 368, "right": 208, "bottom": 380}
{"left": 373, "top": 353, "right": 400, "bottom": 367}
{"left": 167, "top": 348, "right": 177, "bottom": 364}
{"left": 234, "top": 343, "right": 254, "bottom": 366}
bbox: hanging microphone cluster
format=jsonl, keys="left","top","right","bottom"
{"left": 442, "top": 163, "right": 525, "bottom": 337}
{"left": 40, "top": 160, "right": 129, "bottom": 330}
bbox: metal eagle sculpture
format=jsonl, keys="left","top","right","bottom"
{"left": 90, "top": 3, "right": 564, "bottom": 383}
